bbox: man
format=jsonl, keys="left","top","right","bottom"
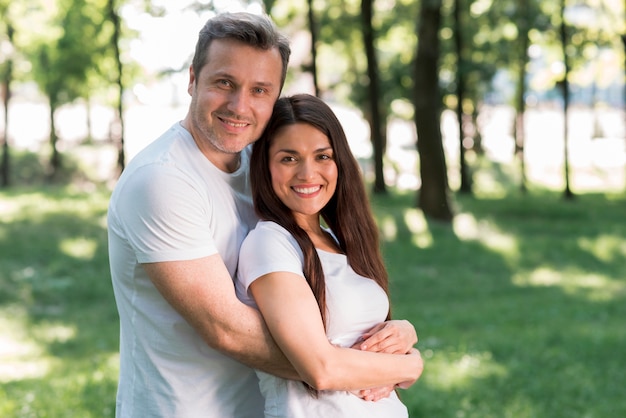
{"left": 107, "top": 12, "right": 294, "bottom": 417}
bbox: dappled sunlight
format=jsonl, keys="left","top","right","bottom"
{"left": 512, "top": 267, "right": 625, "bottom": 301}
{"left": 0, "top": 199, "right": 21, "bottom": 220}
{"left": 380, "top": 215, "right": 398, "bottom": 242}
{"left": 578, "top": 235, "right": 626, "bottom": 263}
{"left": 0, "top": 194, "right": 44, "bottom": 222}
{"left": 453, "top": 213, "right": 519, "bottom": 259}
{"left": 473, "top": 169, "right": 510, "bottom": 198}
{"left": 0, "top": 306, "right": 51, "bottom": 383}
{"left": 32, "top": 322, "right": 77, "bottom": 345}
{"left": 60, "top": 237, "right": 98, "bottom": 260}
{"left": 403, "top": 208, "right": 432, "bottom": 248}
{"left": 423, "top": 349, "right": 508, "bottom": 391}
{"left": 453, "top": 213, "right": 480, "bottom": 240}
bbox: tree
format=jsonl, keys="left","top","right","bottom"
{"left": 513, "top": 0, "right": 531, "bottom": 193}
{"left": 28, "top": 0, "right": 100, "bottom": 180}
{"left": 413, "top": 0, "right": 453, "bottom": 221}
{"left": 453, "top": 0, "right": 472, "bottom": 194}
{"left": 559, "top": 0, "right": 575, "bottom": 199}
{"left": 361, "top": 0, "right": 387, "bottom": 194}
{"left": 107, "top": 0, "right": 126, "bottom": 175}
{"left": 0, "top": 1, "right": 14, "bottom": 187}
{"left": 306, "top": 0, "right": 320, "bottom": 96}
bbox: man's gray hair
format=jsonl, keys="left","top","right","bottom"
{"left": 192, "top": 12, "right": 291, "bottom": 89}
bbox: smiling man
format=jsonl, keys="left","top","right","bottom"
{"left": 106, "top": 12, "right": 294, "bottom": 418}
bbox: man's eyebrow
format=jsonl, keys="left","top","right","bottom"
{"left": 209, "top": 71, "right": 276, "bottom": 87}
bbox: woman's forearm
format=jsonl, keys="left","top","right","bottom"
{"left": 297, "top": 345, "right": 423, "bottom": 391}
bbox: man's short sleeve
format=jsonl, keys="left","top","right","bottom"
{"left": 112, "top": 162, "right": 217, "bottom": 263}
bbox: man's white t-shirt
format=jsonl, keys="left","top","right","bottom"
{"left": 236, "top": 221, "right": 409, "bottom": 418}
{"left": 107, "top": 122, "right": 262, "bottom": 417}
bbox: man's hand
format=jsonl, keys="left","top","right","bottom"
{"left": 352, "top": 386, "right": 396, "bottom": 402}
{"left": 350, "top": 320, "right": 420, "bottom": 401}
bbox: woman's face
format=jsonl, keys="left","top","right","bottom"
{"left": 268, "top": 123, "right": 338, "bottom": 222}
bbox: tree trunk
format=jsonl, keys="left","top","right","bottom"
{"left": 413, "top": 0, "right": 453, "bottom": 221}
{"left": 454, "top": 0, "right": 472, "bottom": 194}
{"left": 621, "top": 30, "right": 626, "bottom": 193}
{"left": 306, "top": 0, "right": 320, "bottom": 97}
{"left": 361, "top": 0, "right": 387, "bottom": 194}
{"left": 514, "top": 0, "right": 530, "bottom": 194}
{"left": 108, "top": 0, "right": 125, "bottom": 176}
{"left": 86, "top": 96, "right": 93, "bottom": 144}
{"left": 48, "top": 101, "right": 61, "bottom": 181}
{"left": 560, "top": 0, "right": 574, "bottom": 199}
{"left": 1, "top": 22, "right": 13, "bottom": 188}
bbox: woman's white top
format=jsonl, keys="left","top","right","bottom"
{"left": 236, "top": 221, "right": 408, "bottom": 418}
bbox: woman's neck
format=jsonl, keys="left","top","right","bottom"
{"left": 293, "top": 213, "right": 342, "bottom": 253}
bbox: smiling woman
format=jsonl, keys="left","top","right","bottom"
{"left": 236, "top": 94, "right": 423, "bottom": 417}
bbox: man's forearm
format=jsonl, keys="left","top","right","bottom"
{"left": 201, "top": 303, "right": 300, "bottom": 380}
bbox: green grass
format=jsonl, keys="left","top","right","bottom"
{"left": 1, "top": 182, "right": 624, "bottom": 417}
{"left": 374, "top": 190, "right": 626, "bottom": 417}
{"left": 0, "top": 185, "right": 118, "bottom": 417}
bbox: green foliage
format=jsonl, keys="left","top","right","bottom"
{"left": 29, "top": 0, "right": 102, "bottom": 108}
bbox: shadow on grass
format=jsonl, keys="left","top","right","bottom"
{"left": 372, "top": 190, "right": 626, "bottom": 418}
{"left": 0, "top": 186, "right": 118, "bottom": 417}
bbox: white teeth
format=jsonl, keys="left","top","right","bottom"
{"left": 293, "top": 186, "right": 320, "bottom": 194}
{"left": 226, "top": 121, "right": 247, "bottom": 128}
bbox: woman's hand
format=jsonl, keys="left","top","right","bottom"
{"left": 358, "top": 320, "right": 418, "bottom": 354}
{"left": 350, "top": 320, "right": 422, "bottom": 400}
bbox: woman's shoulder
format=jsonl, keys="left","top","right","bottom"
{"left": 250, "top": 220, "right": 292, "bottom": 238}
{"left": 240, "top": 220, "right": 304, "bottom": 267}
{"left": 244, "top": 221, "right": 298, "bottom": 250}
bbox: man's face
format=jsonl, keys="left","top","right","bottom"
{"left": 187, "top": 38, "right": 283, "bottom": 158}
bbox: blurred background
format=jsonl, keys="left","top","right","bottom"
{"left": 1, "top": 0, "right": 624, "bottom": 204}
{"left": 0, "top": 0, "right": 625, "bottom": 417}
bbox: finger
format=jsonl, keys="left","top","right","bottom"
{"left": 361, "top": 334, "right": 406, "bottom": 354}
{"left": 359, "top": 329, "right": 393, "bottom": 351}
{"left": 364, "top": 386, "right": 394, "bottom": 401}
{"left": 360, "top": 322, "right": 386, "bottom": 340}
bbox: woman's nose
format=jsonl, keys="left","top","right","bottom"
{"left": 296, "top": 159, "right": 315, "bottom": 180}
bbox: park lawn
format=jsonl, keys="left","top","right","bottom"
{"left": 0, "top": 184, "right": 624, "bottom": 417}
{"left": 374, "top": 190, "right": 626, "bottom": 417}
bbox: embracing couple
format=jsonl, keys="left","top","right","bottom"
{"left": 107, "top": 11, "right": 424, "bottom": 418}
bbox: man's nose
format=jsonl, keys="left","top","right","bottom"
{"left": 227, "top": 90, "right": 251, "bottom": 115}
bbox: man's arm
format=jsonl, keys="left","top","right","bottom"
{"left": 143, "top": 254, "right": 300, "bottom": 380}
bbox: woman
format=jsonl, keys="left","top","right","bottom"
{"left": 236, "top": 94, "right": 423, "bottom": 417}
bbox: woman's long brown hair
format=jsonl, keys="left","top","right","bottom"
{"left": 250, "top": 94, "right": 390, "bottom": 328}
